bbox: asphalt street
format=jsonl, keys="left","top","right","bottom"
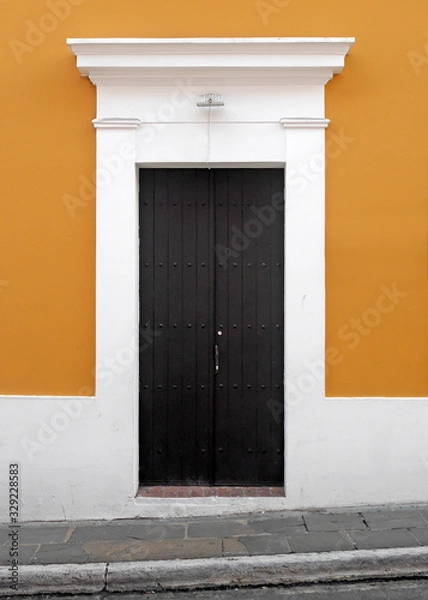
{"left": 119, "top": 580, "right": 428, "bottom": 598}
{"left": 5, "top": 580, "right": 428, "bottom": 599}
{"left": 146, "top": 580, "right": 428, "bottom": 598}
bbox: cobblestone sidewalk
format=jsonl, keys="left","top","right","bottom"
{"left": 2, "top": 506, "right": 428, "bottom": 566}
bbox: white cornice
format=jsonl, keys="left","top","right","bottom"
{"left": 92, "top": 117, "right": 142, "bottom": 129}
{"left": 280, "top": 117, "right": 330, "bottom": 129}
{"left": 67, "top": 37, "right": 354, "bottom": 87}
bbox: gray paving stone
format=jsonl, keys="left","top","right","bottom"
{"left": 416, "top": 509, "right": 428, "bottom": 525}
{"left": 173, "top": 514, "right": 247, "bottom": 523}
{"left": 0, "top": 538, "right": 38, "bottom": 564}
{"left": 349, "top": 528, "right": 421, "bottom": 550}
{"left": 233, "top": 534, "right": 291, "bottom": 555}
{"left": 316, "top": 511, "right": 364, "bottom": 520}
{"left": 247, "top": 512, "right": 304, "bottom": 525}
{"left": 83, "top": 538, "right": 222, "bottom": 561}
{"left": 127, "top": 522, "right": 186, "bottom": 541}
{"left": 16, "top": 526, "right": 72, "bottom": 545}
{"left": 409, "top": 528, "right": 428, "bottom": 545}
{"left": 288, "top": 532, "right": 354, "bottom": 553}
{"left": 69, "top": 524, "right": 133, "bottom": 543}
{"left": 247, "top": 516, "right": 305, "bottom": 536}
{"left": 304, "top": 513, "right": 366, "bottom": 532}
{"left": 8, "top": 544, "right": 40, "bottom": 565}
{"left": 222, "top": 538, "right": 249, "bottom": 557}
{"left": 144, "top": 539, "right": 222, "bottom": 561}
{"left": 0, "top": 529, "right": 10, "bottom": 546}
{"left": 187, "top": 520, "right": 249, "bottom": 539}
{"left": 0, "top": 544, "right": 12, "bottom": 565}
{"left": 361, "top": 509, "right": 427, "bottom": 530}
{"left": 33, "top": 543, "right": 90, "bottom": 565}
{"left": 3, "top": 507, "right": 428, "bottom": 569}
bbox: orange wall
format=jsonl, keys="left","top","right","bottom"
{"left": 0, "top": 0, "right": 427, "bottom": 396}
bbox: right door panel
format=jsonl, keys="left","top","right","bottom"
{"left": 214, "top": 169, "right": 284, "bottom": 484}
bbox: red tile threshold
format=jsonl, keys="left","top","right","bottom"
{"left": 137, "top": 486, "right": 285, "bottom": 498}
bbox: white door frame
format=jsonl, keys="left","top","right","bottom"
{"left": 67, "top": 37, "right": 355, "bottom": 517}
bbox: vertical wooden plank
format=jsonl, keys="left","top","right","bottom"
{"left": 240, "top": 169, "right": 260, "bottom": 484}
{"left": 166, "top": 169, "right": 185, "bottom": 482}
{"left": 214, "top": 169, "right": 243, "bottom": 483}
{"left": 139, "top": 168, "right": 155, "bottom": 482}
{"left": 255, "top": 169, "right": 273, "bottom": 483}
{"left": 180, "top": 169, "right": 198, "bottom": 482}
{"left": 225, "top": 169, "right": 244, "bottom": 483}
{"left": 253, "top": 169, "right": 283, "bottom": 483}
{"left": 268, "top": 168, "right": 285, "bottom": 483}
{"left": 151, "top": 169, "right": 170, "bottom": 481}
{"left": 194, "top": 169, "right": 215, "bottom": 483}
{"left": 213, "top": 168, "right": 231, "bottom": 483}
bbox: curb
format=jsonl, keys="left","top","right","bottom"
{"left": 2, "top": 547, "right": 428, "bottom": 596}
{"left": 0, "top": 563, "right": 107, "bottom": 596}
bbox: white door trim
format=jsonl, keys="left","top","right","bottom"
{"left": 66, "top": 37, "right": 354, "bottom": 517}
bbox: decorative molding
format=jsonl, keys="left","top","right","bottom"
{"left": 67, "top": 37, "right": 354, "bottom": 87}
{"left": 92, "top": 117, "right": 142, "bottom": 129}
{"left": 280, "top": 117, "right": 330, "bottom": 129}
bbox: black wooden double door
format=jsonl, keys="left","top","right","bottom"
{"left": 139, "top": 168, "right": 284, "bottom": 485}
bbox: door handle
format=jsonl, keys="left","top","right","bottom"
{"left": 214, "top": 344, "right": 219, "bottom": 375}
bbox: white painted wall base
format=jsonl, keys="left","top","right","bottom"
{"left": 2, "top": 38, "right": 428, "bottom": 523}
{"left": 2, "top": 394, "right": 428, "bottom": 521}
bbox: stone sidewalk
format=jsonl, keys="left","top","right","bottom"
{"left": 2, "top": 505, "right": 428, "bottom": 566}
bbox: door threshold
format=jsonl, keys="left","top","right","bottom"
{"left": 137, "top": 486, "right": 285, "bottom": 498}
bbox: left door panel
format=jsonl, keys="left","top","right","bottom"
{"left": 139, "top": 169, "right": 215, "bottom": 484}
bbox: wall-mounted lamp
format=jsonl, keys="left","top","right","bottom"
{"left": 197, "top": 93, "right": 224, "bottom": 107}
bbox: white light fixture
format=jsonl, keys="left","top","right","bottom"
{"left": 196, "top": 93, "right": 224, "bottom": 107}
